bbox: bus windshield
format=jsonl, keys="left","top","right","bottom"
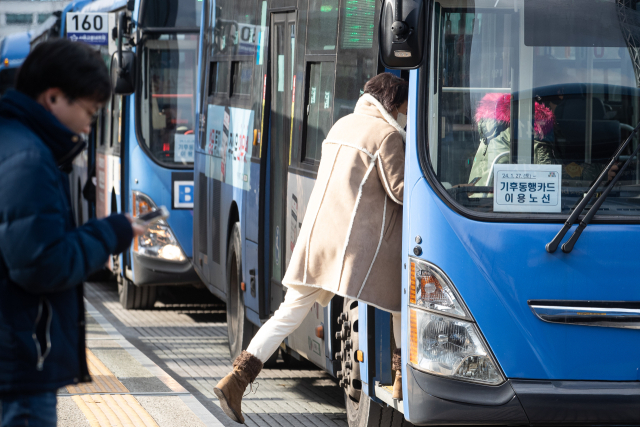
{"left": 140, "top": 34, "right": 198, "bottom": 167}
{"left": 427, "top": 0, "right": 640, "bottom": 218}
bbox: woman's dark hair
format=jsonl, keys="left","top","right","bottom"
{"left": 16, "top": 38, "right": 111, "bottom": 103}
{"left": 363, "top": 73, "right": 409, "bottom": 113}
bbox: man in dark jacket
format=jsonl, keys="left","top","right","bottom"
{"left": 0, "top": 39, "right": 140, "bottom": 426}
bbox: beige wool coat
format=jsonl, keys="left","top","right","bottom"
{"left": 282, "top": 94, "right": 405, "bottom": 313}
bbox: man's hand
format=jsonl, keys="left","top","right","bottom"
{"left": 125, "top": 214, "right": 147, "bottom": 237}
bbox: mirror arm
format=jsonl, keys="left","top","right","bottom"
{"left": 391, "top": 0, "right": 409, "bottom": 39}
{"left": 118, "top": 11, "right": 129, "bottom": 78}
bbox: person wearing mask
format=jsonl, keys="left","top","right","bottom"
{"left": 214, "top": 72, "right": 408, "bottom": 424}
{"left": 0, "top": 38, "right": 143, "bottom": 427}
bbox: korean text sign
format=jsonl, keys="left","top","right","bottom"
{"left": 494, "top": 164, "right": 562, "bottom": 213}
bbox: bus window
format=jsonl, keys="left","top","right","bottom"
{"left": 428, "top": 0, "right": 640, "bottom": 217}
{"left": 306, "top": 0, "right": 339, "bottom": 53}
{"left": 333, "top": 0, "right": 379, "bottom": 122}
{"left": 112, "top": 95, "right": 123, "bottom": 148}
{"left": 303, "top": 61, "right": 335, "bottom": 164}
{"left": 209, "top": 62, "right": 229, "bottom": 96}
{"left": 230, "top": 61, "right": 251, "bottom": 96}
{"left": 141, "top": 0, "right": 202, "bottom": 28}
{"left": 140, "top": 34, "right": 198, "bottom": 167}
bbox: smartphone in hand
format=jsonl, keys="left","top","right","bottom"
{"left": 134, "top": 206, "right": 170, "bottom": 226}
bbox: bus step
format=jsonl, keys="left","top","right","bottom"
{"left": 374, "top": 381, "right": 404, "bottom": 414}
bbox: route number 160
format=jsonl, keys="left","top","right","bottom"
{"left": 71, "top": 14, "right": 103, "bottom": 31}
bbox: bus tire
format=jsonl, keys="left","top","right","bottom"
{"left": 118, "top": 275, "right": 157, "bottom": 310}
{"left": 226, "top": 222, "right": 252, "bottom": 360}
{"left": 345, "top": 392, "right": 384, "bottom": 427}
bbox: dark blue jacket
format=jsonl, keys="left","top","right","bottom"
{"left": 0, "top": 90, "right": 132, "bottom": 394}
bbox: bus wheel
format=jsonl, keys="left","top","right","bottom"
{"left": 226, "top": 222, "right": 252, "bottom": 360}
{"left": 118, "top": 275, "right": 157, "bottom": 310}
{"left": 337, "top": 298, "right": 361, "bottom": 401}
{"left": 345, "top": 393, "right": 385, "bottom": 427}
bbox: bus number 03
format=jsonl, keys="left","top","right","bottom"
{"left": 72, "top": 15, "right": 103, "bottom": 31}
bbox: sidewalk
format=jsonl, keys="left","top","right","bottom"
{"left": 56, "top": 301, "right": 224, "bottom": 427}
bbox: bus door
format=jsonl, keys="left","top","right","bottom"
{"left": 268, "top": 11, "right": 296, "bottom": 313}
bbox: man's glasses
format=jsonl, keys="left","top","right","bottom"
{"left": 74, "top": 99, "right": 101, "bottom": 123}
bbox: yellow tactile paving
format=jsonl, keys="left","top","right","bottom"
{"left": 66, "top": 349, "right": 129, "bottom": 394}
{"left": 67, "top": 349, "right": 161, "bottom": 427}
{"left": 71, "top": 395, "right": 159, "bottom": 427}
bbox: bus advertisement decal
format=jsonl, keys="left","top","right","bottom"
{"left": 204, "top": 105, "right": 254, "bottom": 190}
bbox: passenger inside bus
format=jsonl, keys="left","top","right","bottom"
{"left": 461, "top": 90, "right": 622, "bottom": 190}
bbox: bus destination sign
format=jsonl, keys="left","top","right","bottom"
{"left": 493, "top": 164, "right": 562, "bottom": 213}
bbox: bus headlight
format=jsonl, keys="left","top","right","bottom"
{"left": 408, "top": 258, "right": 504, "bottom": 385}
{"left": 409, "top": 309, "right": 503, "bottom": 385}
{"left": 409, "top": 257, "right": 470, "bottom": 319}
{"left": 132, "top": 191, "right": 186, "bottom": 262}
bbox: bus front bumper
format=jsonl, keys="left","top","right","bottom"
{"left": 132, "top": 253, "right": 201, "bottom": 287}
{"left": 407, "top": 365, "right": 640, "bottom": 425}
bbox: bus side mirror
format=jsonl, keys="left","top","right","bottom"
{"left": 112, "top": 50, "right": 136, "bottom": 95}
{"left": 379, "top": 0, "right": 425, "bottom": 69}
{"left": 112, "top": 11, "right": 136, "bottom": 95}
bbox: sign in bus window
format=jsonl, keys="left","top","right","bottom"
{"left": 493, "top": 165, "right": 561, "bottom": 213}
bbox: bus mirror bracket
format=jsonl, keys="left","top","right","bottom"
{"left": 113, "top": 11, "right": 136, "bottom": 95}
{"left": 379, "top": 0, "right": 425, "bottom": 69}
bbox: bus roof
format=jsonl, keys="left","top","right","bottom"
{"left": 29, "top": 14, "right": 61, "bottom": 47}
{"left": 80, "top": 0, "right": 127, "bottom": 13}
{"left": 60, "top": 0, "right": 98, "bottom": 38}
{"left": 0, "top": 32, "right": 31, "bottom": 71}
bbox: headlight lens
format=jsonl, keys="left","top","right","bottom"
{"left": 132, "top": 191, "right": 186, "bottom": 262}
{"left": 409, "top": 257, "right": 469, "bottom": 319}
{"left": 410, "top": 309, "right": 504, "bottom": 385}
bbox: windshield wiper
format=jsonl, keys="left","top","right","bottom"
{"left": 546, "top": 120, "right": 640, "bottom": 254}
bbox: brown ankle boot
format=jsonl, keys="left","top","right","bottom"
{"left": 214, "top": 351, "right": 263, "bottom": 424}
{"left": 392, "top": 348, "right": 402, "bottom": 400}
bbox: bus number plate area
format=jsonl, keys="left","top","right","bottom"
{"left": 494, "top": 164, "right": 562, "bottom": 213}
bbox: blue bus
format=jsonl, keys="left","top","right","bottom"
{"left": 0, "top": 32, "right": 31, "bottom": 96}
{"left": 94, "top": 0, "right": 203, "bottom": 308}
{"left": 197, "top": 0, "right": 640, "bottom": 424}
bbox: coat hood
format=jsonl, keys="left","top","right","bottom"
{"left": 355, "top": 94, "right": 406, "bottom": 141}
{"left": 0, "top": 90, "right": 86, "bottom": 172}
{"left": 475, "top": 93, "right": 554, "bottom": 140}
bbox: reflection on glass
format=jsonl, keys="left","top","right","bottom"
{"left": 141, "top": 34, "right": 198, "bottom": 166}
{"left": 429, "top": 0, "right": 640, "bottom": 217}
{"left": 209, "top": 62, "right": 229, "bottom": 95}
{"left": 307, "top": 0, "right": 339, "bottom": 51}
{"left": 231, "top": 62, "right": 252, "bottom": 96}
{"left": 141, "top": 0, "right": 202, "bottom": 28}
{"left": 305, "top": 62, "right": 335, "bottom": 162}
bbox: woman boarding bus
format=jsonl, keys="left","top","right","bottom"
{"left": 214, "top": 73, "right": 408, "bottom": 424}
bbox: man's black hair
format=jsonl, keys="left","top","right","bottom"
{"left": 16, "top": 38, "right": 111, "bottom": 103}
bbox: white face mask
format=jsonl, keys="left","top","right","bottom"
{"left": 396, "top": 112, "right": 407, "bottom": 128}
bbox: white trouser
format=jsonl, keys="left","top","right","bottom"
{"left": 246, "top": 285, "right": 401, "bottom": 363}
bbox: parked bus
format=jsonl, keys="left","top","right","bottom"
{"left": 199, "top": 0, "right": 640, "bottom": 425}
{"left": 95, "top": 0, "right": 205, "bottom": 308}
{"left": 0, "top": 32, "right": 30, "bottom": 96}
